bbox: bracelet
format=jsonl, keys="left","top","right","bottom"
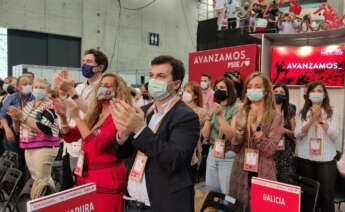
{"left": 235, "top": 129, "right": 244, "bottom": 135}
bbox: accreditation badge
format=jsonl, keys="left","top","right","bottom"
{"left": 213, "top": 139, "right": 225, "bottom": 159}
{"left": 129, "top": 151, "right": 148, "bottom": 183}
{"left": 243, "top": 148, "right": 259, "bottom": 173}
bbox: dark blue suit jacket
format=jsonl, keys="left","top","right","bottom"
{"left": 114, "top": 100, "right": 200, "bottom": 212}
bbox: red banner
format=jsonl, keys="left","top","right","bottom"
{"left": 251, "top": 177, "right": 301, "bottom": 212}
{"left": 188, "top": 44, "right": 259, "bottom": 84}
{"left": 289, "top": 0, "right": 302, "bottom": 15}
{"left": 271, "top": 46, "right": 345, "bottom": 86}
{"left": 279, "top": 0, "right": 285, "bottom": 8}
{"left": 27, "top": 183, "right": 97, "bottom": 212}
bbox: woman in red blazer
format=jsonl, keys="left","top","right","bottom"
{"left": 55, "top": 73, "right": 132, "bottom": 212}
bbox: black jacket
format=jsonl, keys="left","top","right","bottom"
{"left": 114, "top": 100, "right": 200, "bottom": 212}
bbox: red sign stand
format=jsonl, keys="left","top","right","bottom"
{"left": 27, "top": 183, "right": 97, "bottom": 212}
{"left": 251, "top": 177, "right": 301, "bottom": 212}
{"left": 188, "top": 44, "right": 260, "bottom": 84}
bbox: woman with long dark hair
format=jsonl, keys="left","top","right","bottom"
{"left": 295, "top": 81, "right": 339, "bottom": 212}
{"left": 273, "top": 83, "right": 296, "bottom": 184}
{"left": 201, "top": 77, "right": 238, "bottom": 194}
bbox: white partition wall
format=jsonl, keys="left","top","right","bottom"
{"left": 12, "top": 64, "right": 82, "bottom": 87}
{"left": 251, "top": 29, "right": 345, "bottom": 151}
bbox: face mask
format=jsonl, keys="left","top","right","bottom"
{"left": 3, "top": 84, "right": 8, "bottom": 91}
{"left": 32, "top": 89, "right": 46, "bottom": 100}
{"left": 214, "top": 89, "right": 228, "bottom": 103}
{"left": 200, "top": 82, "right": 208, "bottom": 89}
{"left": 82, "top": 64, "right": 97, "bottom": 78}
{"left": 7, "top": 85, "right": 15, "bottom": 94}
{"left": 246, "top": 89, "right": 264, "bottom": 102}
{"left": 130, "top": 91, "right": 136, "bottom": 97}
{"left": 142, "top": 93, "right": 149, "bottom": 100}
{"left": 148, "top": 79, "right": 170, "bottom": 100}
{"left": 309, "top": 92, "right": 324, "bottom": 103}
{"left": 22, "top": 85, "right": 32, "bottom": 95}
{"left": 274, "top": 94, "right": 286, "bottom": 104}
{"left": 97, "top": 87, "right": 115, "bottom": 102}
{"left": 182, "top": 92, "right": 193, "bottom": 103}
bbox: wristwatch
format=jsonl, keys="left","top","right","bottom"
{"left": 319, "top": 121, "right": 325, "bottom": 125}
{"left": 71, "top": 94, "right": 79, "bottom": 100}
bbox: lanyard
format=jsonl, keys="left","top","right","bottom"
{"left": 145, "top": 97, "right": 179, "bottom": 134}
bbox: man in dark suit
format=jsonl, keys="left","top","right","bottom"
{"left": 111, "top": 55, "right": 200, "bottom": 212}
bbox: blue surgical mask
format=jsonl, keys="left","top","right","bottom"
{"left": 32, "top": 89, "right": 46, "bottom": 100}
{"left": 200, "top": 82, "right": 208, "bottom": 89}
{"left": 22, "top": 85, "right": 33, "bottom": 95}
{"left": 246, "top": 89, "right": 264, "bottom": 102}
{"left": 274, "top": 94, "right": 286, "bottom": 104}
{"left": 3, "top": 84, "right": 8, "bottom": 91}
{"left": 309, "top": 92, "right": 324, "bottom": 103}
{"left": 97, "top": 87, "right": 115, "bottom": 102}
{"left": 148, "top": 79, "right": 170, "bottom": 100}
{"left": 82, "top": 64, "right": 96, "bottom": 78}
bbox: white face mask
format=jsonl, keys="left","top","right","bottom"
{"left": 182, "top": 91, "right": 193, "bottom": 103}
{"left": 200, "top": 82, "right": 208, "bottom": 89}
{"left": 148, "top": 79, "right": 171, "bottom": 100}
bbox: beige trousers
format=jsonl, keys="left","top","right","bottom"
{"left": 25, "top": 147, "right": 59, "bottom": 185}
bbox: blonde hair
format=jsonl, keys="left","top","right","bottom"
{"left": 5, "top": 76, "right": 16, "bottom": 84}
{"left": 34, "top": 78, "right": 51, "bottom": 89}
{"left": 242, "top": 72, "right": 275, "bottom": 125}
{"left": 85, "top": 73, "right": 133, "bottom": 128}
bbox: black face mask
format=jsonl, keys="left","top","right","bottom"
{"left": 214, "top": 89, "right": 228, "bottom": 104}
{"left": 7, "top": 85, "right": 15, "bottom": 94}
{"left": 244, "top": 6, "right": 249, "bottom": 10}
{"left": 130, "top": 91, "right": 136, "bottom": 97}
{"left": 274, "top": 94, "right": 286, "bottom": 104}
{"left": 142, "top": 93, "right": 149, "bottom": 100}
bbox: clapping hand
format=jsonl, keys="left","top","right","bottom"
{"left": 110, "top": 99, "right": 146, "bottom": 139}
{"left": 52, "top": 97, "right": 67, "bottom": 118}
{"left": 7, "top": 106, "right": 23, "bottom": 121}
{"left": 248, "top": 104, "right": 258, "bottom": 130}
{"left": 53, "top": 69, "right": 76, "bottom": 96}
{"left": 234, "top": 109, "right": 247, "bottom": 131}
{"left": 311, "top": 104, "right": 321, "bottom": 122}
{"left": 211, "top": 103, "right": 223, "bottom": 116}
{"left": 66, "top": 101, "right": 80, "bottom": 120}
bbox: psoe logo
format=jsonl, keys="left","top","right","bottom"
{"left": 321, "top": 48, "right": 344, "bottom": 56}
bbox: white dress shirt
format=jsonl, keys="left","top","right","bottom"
{"left": 295, "top": 108, "right": 340, "bottom": 162}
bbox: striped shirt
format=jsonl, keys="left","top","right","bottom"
{"left": 19, "top": 99, "right": 60, "bottom": 149}
{"left": 295, "top": 108, "right": 340, "bottom": 162}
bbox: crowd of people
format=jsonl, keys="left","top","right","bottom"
{"left": 214, "top": 0, "right": 331, "bottom": 34}
{"left": 0, "top": 48, "right": 341, "bottom": 212}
